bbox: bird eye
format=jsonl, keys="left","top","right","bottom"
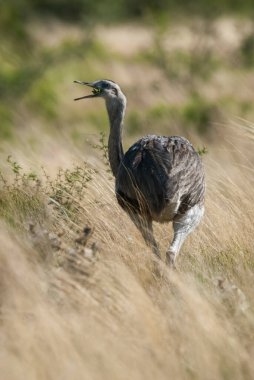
{"left": 103, "top": 83, "right": 110, "bottom": 89}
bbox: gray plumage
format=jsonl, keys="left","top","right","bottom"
{"left": 74, "top": 79, "right": 205, "bottom": 266}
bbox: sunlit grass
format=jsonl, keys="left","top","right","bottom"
{"left": 0, "top": 120, "right": 254, "bottom": 379}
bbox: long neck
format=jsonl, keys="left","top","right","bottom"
{"left": 106, "top": 94, "right": 126, "bottom": 177}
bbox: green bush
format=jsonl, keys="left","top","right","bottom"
{"left": 241, "top": 32, "right": 254, "bottom": 67}
{"left": 1, "top": 0, "right": 254, "bottom": 26}
{"left": 26, "top": 77, "right": 58, "bottom": 120}
{"left": 181, "top": 95, "right": 217, "bottom": 135}
{"left": 0, "top": 105, "right": 13, "bottom": 139}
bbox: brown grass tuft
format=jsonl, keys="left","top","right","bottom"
{"left": 0, "top": 121, "right": 254, "bottom": 379}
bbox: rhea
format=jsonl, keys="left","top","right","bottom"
{"left": 74, "top": 79, "right": 205, "bottom": 266}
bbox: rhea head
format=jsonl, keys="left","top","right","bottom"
{"left": 74, "top": 79, "right": 126, "bottom": 106}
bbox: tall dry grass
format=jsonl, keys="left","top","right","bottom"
{"left": 0, "top": 121, "right": 254, "bottom": 380}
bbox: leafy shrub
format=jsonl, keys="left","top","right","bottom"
{"left": 0, "top": 106, "right": 13, "bottom": 139}
{"left": 0, "top": 156, "right": 96, "bottom": 229}
{"left": 1, "top": 0, "right": 254, "bottom": 27}
{"left": 0, "top": 157, "right": 45, "bottom": 228}
{"left": 241, "top": 32, "right": 254, "bottom": 67}
{"left": 26, "top": 77, "right": 58, "bottom": 120}
{"left": 181, "top": 95, "right": 218, "bottom": 135}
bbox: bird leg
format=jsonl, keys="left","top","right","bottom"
{"left": 166, "top": 204, "right": 204, "bottom": 267}
{"left": 129, "top": 213, "right": 160, "bottom": 258}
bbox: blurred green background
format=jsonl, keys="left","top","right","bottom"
{"left": 1, "top": 0, "right": 254, "bottom": 144}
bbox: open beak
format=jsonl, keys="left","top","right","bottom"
{"left": 73, "top": 80, "right": 101, "bottom": 101}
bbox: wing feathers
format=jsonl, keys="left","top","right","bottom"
{"left": 116, "top": 135, "right": 205, "bottom": 219}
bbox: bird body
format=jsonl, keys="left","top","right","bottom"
{"left": 117, "top": 134, "right": 205, "bottom": 223}
{"left": 74, "top": 79, "right": 205, "bottom": 266}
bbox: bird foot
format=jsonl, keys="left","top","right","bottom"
{"left": 166, "top": 251, "right": 176, "bottom": 269}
